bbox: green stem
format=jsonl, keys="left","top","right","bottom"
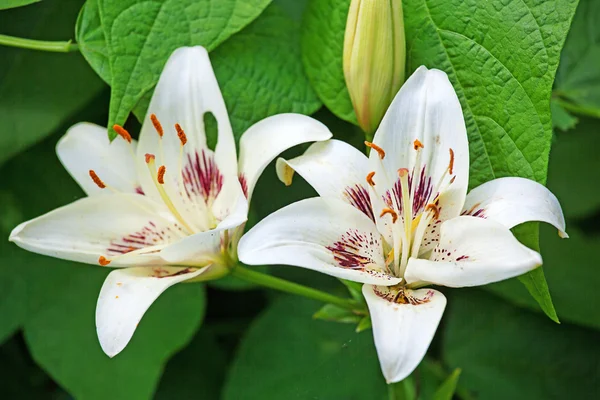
{"left": 0, "top": 34, "right": 79, "bottom": 53}
{"left": 553, "top": 96, "right": 600, "bottom": 119}
{"left": 231, "top": 265, "right": 361, "bottom": 311}
{"left": 387, "top": 377, "right": 415, "bottom": 400}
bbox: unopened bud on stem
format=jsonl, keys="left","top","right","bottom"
{"left": 343, "top": 0, "right": 406, "bottom": 136}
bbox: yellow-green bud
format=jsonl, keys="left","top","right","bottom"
{"left": 343, "top": 0, "right": 406, "bottom": 135}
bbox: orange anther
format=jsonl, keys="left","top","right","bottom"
{"left": 113, "top": 124, "right": 132, "bottom": 143}
{"left": 366, "top": 171, "right": 376, "bottom": 186}
{"left": 157, "top": 165, "right": 166, "bottom": 184}
{"left": 380, "top": 208, "right": 398, "bottom": 223}
{"left": 413, "top": 139, "right": 424, "bottom": 150}
{"left": 145, "top": 153, "right": 156, "bottom": 164}
{"left": 449, "top": 148, "right": 455, "bottom": 175}
{"left": 398, "top": 168, "right": 409, "bottom": 178}
{"left": 98, "top": 256, "right": 111, "bottom": 266}
{"left": 425, "top": 203, "right": 440, "bottom": 220}
{"left": 150, "top": 114, "right": 164, "bottom": 137}
{"left": 175, "top": 123, "right": 188, "bottom": 146}
{"left": 89, "top": 170, "right": 106, "bottom": 189}
{"left": 365, "top": 141, "right": 385, "bottom": 159}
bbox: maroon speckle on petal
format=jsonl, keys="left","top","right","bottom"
{"left": 239, "top": 173, "right": 248, "bottom": 199}
{"left": 343, "top": 184, "right": 375, "bottom": 221}
{"left": 182, "top": 149, "right": 223, "bottom": 204}
{"left": 326, "top": 229, "right": 380, "bottom": 271}
{"left": 373, "top": 286, "right": 434, "bottom": 305}
{"left": 107, "top": 221, "right": 182, "bottom": 255}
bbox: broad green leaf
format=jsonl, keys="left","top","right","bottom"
{"left": 554, "top": 0, "right": 600, "bottom": 118}
{"left": 0, "top": 0, "right": 39, "bottom": 10}
{"left": 2, "top": 129, "right": 206, "bottom": 399}
{"left": 486, "top": 118, "right": 600, "bottom": 330}
{"left": 211, "top": 3, "right": 322, "bottom": 138}
{"left": 223, "top": 296, "right": 387, "bottom": 399}
{"left": 301, "top": 0, "right": 356, "bottom": 124}
{"left": 0, "top": 0, "right": 105, "bottom": 165}
{"left": 433, "top": 368, "right": 461, "bottom": 400}
{"left": 77, "top": 0, "right": 271, "bottom": 139}
{"left": 402, "top": 0, "right": 578, "bottom": 317}
{"left": 551, "top": 98, "right": 578, "bottom": 131}
{"left": 155, "top": 329, "right": 227, "bottom": 399}
{"left": 443, "top": 289, "right": 600, "bottom": 399}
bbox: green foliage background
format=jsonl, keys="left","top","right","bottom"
{"left": 0, "top": 0, "right": 598, "bottom": 398}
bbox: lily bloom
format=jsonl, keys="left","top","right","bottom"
{"left": 238, "top": 66, "right": 566, "bottom": 383}
{"left": 9, "top": 46, "right": 332, "bottom": 357}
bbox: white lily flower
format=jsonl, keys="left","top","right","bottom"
{"left": 238, "top": 66, "right": 567, "bottom": 383}
{"left": 9, "top": 46, "right": 332, "bottom": 357}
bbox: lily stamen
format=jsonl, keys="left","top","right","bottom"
{"left": 380, "top": 208, "right": 398, "bottom": 223}
{"left": 366, "top": 171, "right": 376, "bottom": 186}
{"left": 89, "top": 170, "right": 106, "bottom": 189}
{"left": 150, "top": 114, "right": 164, "bottom": 137}
{"left": 157, "top": 165, "right": 166, "bottom": 184}
{"left": 365, "top": 141, "right": 385, "bottom": 159}
{"left": 113, "top": 124, "right": 132, "bottom": 143}
{"left": 98, "top": 256, "right": 111, "bottom": 266}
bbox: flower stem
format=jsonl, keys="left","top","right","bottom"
{"left": 387, "top": 376, "right": 416, "bottom": 400}
{"left": 231, "top": 265, "right": 362, "bottom": 311}
{"left": 0, "top": 34, "right": 79, "bottom": 53}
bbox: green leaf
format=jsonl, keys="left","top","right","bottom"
{"left": 403, "top": 0, "right": 578, "bottom": 315}
{"left": 211, "top": 3, "right": 322, "bottom": 137}
{"left": 155, "top": 329, "right": 227, "bottom": 399}
{"left": 24, "top": 269, "right": 206, "bottom": 400}
{"left": 223, "top": 296, "right": 387, "bottom": 399}
{"left": 486, "top": 118, "right": 600, "bottom": 330}
{"left": 0, "top": 0, "right": 105, "bottom": 165}
{"left": 2, "top": 129, "right": 206, "bottom": 399}
{"left": 443, "top": 289, "right": 600, "bottom": 399}
{"left": 355, "top": 315, "right": 372, "bottom": 333}
{"left": 301, "top": 0, "right": 356, "bottom": 124}
{"left": 432, "top": 368, "right": 461, "bottom": 400}
{"left": 313, "top": 304, "right": 362, "bottom": 324}
{"left": 76, "top": 0, "right": 271, "bottom": 139}
{"left": 551, "top": 98, "right": 578, "bottom": 131}
{"left": 0, "top": 0, "right": 39, "bottom": 10}
{"left": 554, "top": 0, "right": 600, "bottom": 118}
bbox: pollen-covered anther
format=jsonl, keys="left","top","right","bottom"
{"left": 365, "top": 141, "right": 385, "bottom": 159}
{"left": 413, "top": 139, "right": 424, "bottom": 150}
{"left": 113, "top": 124, "right": 132, "bottom": 143}
{"left": 98, "top": 256, "right": 111, "bottom": 266}
{"left": 425, "top": 203, "right": 440, "bottom": 220}
{"left": 366, "top": 171, "right": 376, "bottom": 186}
{"left": 150, "top": 114, "right": 164, "bottom": 137}
{"left": 398, "top": 168, "right": 409, "bottom": 178}
{"left": 380, "top": 208, "right": 398, "bottom": 223}
{"left": 449, "top": 148, "right": 455, "bottom": 174}
{"left": 157, "top": 165, "right": 166, "bottom": 184}
{"left": 175, "top": 123, "right": 188, "bottom": 146}
{"left": 89, "top": 170, "right": 106, "bottom": 189}
{"left": 145, "top": 153, "right": 156, "bottom": 164}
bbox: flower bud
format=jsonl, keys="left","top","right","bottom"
{"left": 343, "top": 0, "right": 406, "bottom": 136}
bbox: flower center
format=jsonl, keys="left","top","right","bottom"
{"left": 365, "top": 139, "right": 456, "bottom": 279}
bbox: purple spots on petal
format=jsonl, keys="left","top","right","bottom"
{"left": 383, "top": 165, "right": 435, "bottom": 216}
{"left": 326, "top": 229, "right": 380, "bottom": 271}
{"left": 239, "top": 173, "right": 248, "bottom": 199}
{"left": 462, "top": 202, "right": 486, "bottom": 218}
{"left": 182, "top": 149, "right": 223, "bottom": 204}
{"left": 135, "top": 186, "right": 145, "bottom": 195}
{"left": 432, "top": 247, "right": 471, "bottom": 263}
{"left": 343, "top": 184, "right": 375, "bottom": 221}
{"left": 373, "top": 286, "right": 434, "bottom": 305}
{"left": 107, "top": 222, "right": 183, "bottom": 255}
{"left": 456, "top": 255, "right": 469, "bottom": 261}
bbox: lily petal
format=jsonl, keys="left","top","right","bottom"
{"left": 369, "top": 66, "right": 469, "bottom": 222}
{"left": 238, "top": 114, "right": 333, "bottom": 201}
{"left": 238, "top": 197, "right": 399, "bottom": 286}
{"left": 363, "top": 284, "right": 446, "bottom": 383}
{"left": 96, "top": 266, "right": 207, "bottom": 357}
{"left": 137, "top": 46, "right": 236, "bottom": 214}
{"left": 57, "top": 122, "right": 140, "bottom": 196}
{"left": 462, "top": 177, "right": 567, "bottom": 238}
{"left": 404, "top": 216, "right": 542, "bottom": 288}
{"left": 9, "top": 194, "right": 184, "bottom": 267}
{"left": 276, "top": 139, "right": 374, "bottom": 220}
